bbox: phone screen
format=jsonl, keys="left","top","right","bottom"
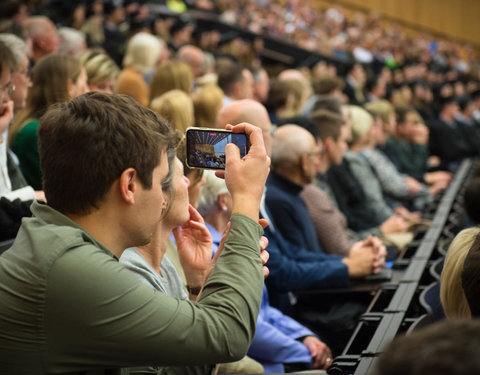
{"left": 186, "top": 128, "right": 249, "bottom": 170}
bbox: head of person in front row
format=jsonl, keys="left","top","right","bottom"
{"left": 440, "top": 227, "right": 477, "bottom": 319}
{"left": 39, "top": 92, "right": 180, "bottom": 251}
{"left": 461, "top": 229, "right": 480, "bottom": 318}
{"left": 78, "top": 48, "right": 119, "bottom": 93}
{"left": 373, "top": 320, "right": 480, "bottom": 375}
{"left": 0, "top": 33, "right": 31, "bottom": 112}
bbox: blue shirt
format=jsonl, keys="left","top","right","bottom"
{"left": 260, "top": 185, "right": 349, "bottom": 312}
{"left": 205, "top": 222, "right": 315, "bottom": 373}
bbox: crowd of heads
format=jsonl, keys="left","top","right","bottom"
{"left": 1, "top": 0, "right": 480, "bottom": 373}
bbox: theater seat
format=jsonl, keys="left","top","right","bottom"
{"left": 406, "top": 314, "right": 435, "bottom": 334}
{"left": 419, "top": 282, "right": 445, "bottom": 321}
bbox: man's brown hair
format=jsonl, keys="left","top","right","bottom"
{"left": 395, "top": 105, "right": 417, "bottom": 125}
{"left": 38, "top": 92, "right": 180, "bottom": 215}
{"left": 312, "top": 76, "right": 344, "bottom": 96}
{"left": 309, "top": 109, "right": 345, "bottom": 142}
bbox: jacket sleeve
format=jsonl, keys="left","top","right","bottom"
{"left": 45, "top": 214, "right": 264, "bottom": 371}
{"left": 248, "top": 288, "right": 313, "bottom": 365}
{"left": 264, "top": 225, "right": 349, "bottom": 292}
{"left": 248, "top": 315, "right": 312, "bottom": 365}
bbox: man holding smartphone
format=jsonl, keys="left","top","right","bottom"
{"left": 0, "top": 92, "right": 270, "bottom": 373}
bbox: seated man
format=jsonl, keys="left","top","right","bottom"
{"left": 0, "top": 92, "right": 270, "bottom": 373}
{"left": 299, "top": 110, "right": 406, "bottom": 255}
{"left": 266, "top": 124, "right": 384, "bottom": 264}
{"left": 217, "top": 100, "right": 386, "bottom": 355}
{"left": 197, "top": 170, "right": 333, "bottom": 372}
{"left": 428, "top": 96, "right": 478, "bottom": 170}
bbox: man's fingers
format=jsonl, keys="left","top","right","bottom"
{"left": 260, "top": 249, "right": 269, "bottom": 265}
{"left": 258, "top": 218, "right": 269, "bottom": 229}
{"left": 259, "top": 236, "right": 269, "bottom": 251}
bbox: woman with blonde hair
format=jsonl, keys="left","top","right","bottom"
{"left": 193, "top": 85, "right": 223, "bottom": 128}
{"left": 116, "top": 32, "right": 164, "bottom": 106}
{"left": 149, "top": 60, "right": 194, "bottom": 103}
{"left": 440, "top": 227, "right": 477, "bottom": 318}
{"left": 150, "top": 89, "right": 194, "bottom": 133}
{"left": 9, "top": 53, "right": 88, "bottom": 189}
{"left": 78, "top": 49, "right": 119, "bottom": 93}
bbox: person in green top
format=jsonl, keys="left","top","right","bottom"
{"left": 0, "top": 92, "right": 271, "bottom": 374}
{"left": 8, "top": 53, "right": 88, "bottom": 190}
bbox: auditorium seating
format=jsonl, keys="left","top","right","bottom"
{"left": 327, "top": 158, "right": 477, "bottom": 375}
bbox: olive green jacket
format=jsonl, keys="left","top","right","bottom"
{"left": 0, "top": 201, "right": 264, "bottom": 374}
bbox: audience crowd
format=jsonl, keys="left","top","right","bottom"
{"left": 1, "top": 0, "right": 480, "bottom": 374}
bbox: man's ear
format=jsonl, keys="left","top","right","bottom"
{"left": 119, "top": 168, "right": 137, "bottom": 204}
{"left": 324, "top": 137, "right": 334, "bottom": 154}
{"left": 300, "top": 153, "right": 309, "bottom": 174}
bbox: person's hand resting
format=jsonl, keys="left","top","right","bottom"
{"left": 380, "top": 215, "right": 409, "bottom": 234}
{"left": 343, "top": 241, "right": 376, "bottom": 277}
{"left": 302, "top": 336, "right": 333, "bottom": 369}
{"left": 363, "top": 236, "right": 387, "bottom": 274}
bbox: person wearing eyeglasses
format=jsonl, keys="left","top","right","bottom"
{"left": 0, "top": 39, "right": 35, "bottom": 241}
{"left": 0, "top": 34, "right": 32, "bottom": 114}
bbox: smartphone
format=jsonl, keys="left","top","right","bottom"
{"left": 185, "top": 127, "right": 250, "bottom": 170}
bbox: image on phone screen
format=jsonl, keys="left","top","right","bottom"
{"left": 186, "top": 128, "right": 249, "bottom": 169}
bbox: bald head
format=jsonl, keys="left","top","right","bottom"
{"left": 278, "top": 69, "right": 306, "bottom": 83}
{"left": 24, "top": 16, "right": 59, "bottom": 60}
{"left": 217, "top": 99, "right": 273, "bottom": 155}
{"left": 271, "top": 125, "right": 315, "bottom": 173}
{"left": 177, "top": 45, "right": 204, "bottom": 77}
{"left": 217, "top": 99, "right": 270, "bottom": 128}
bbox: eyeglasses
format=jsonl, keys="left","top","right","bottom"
{"left": 306, "top": 150, "right": 323, "bottom": 158}
{"left": 262, "top": 125, "right": 277, "bottom": 136}
{"left": 1, "top": 82, "right": 15, "bottom": 97}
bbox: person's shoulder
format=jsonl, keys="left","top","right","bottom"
{"left": 18, "top": 216, "right": 100, "bottom": 254}
{"left": 301, "top": 183, "right": 326, "bottom": 199}
{"left": 13, "top": 120, "right": 39, "bottom": 141}
{"left": 118, "top": 68, "right": 141, "bottom": 80}
{"left": 1, "top": 216, "right": 112, "bottom": 286}
{"left": 264, "top": 181, "right": 290, "bottom": 201}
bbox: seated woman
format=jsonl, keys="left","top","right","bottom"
{"left": 346, "top": 105, "right": 419, "bottom": 224}
{"left": 78, "top": 48, "right": 119, "bottom": 93}
{"left": 116, "top": 32, "right": 165, "bottom": 106}
{"left": 363, "top": 100, "right": 436, "bottom": 209}
{"left": 193, "top": 84, "right": 224, "bottom": 129}
{"left": 385, "top": 106, "right": 451, "bottom": 186}
{"left": 8, "top": 53, "right": 88, "bottom": 189}
{"left": 197, "top": 170, "right": 333, "bottom": 373}
{"left": 440, "top": 227, "right": 477, "bottom": 319}
{"left": 120, "top": 156, "right": 265, "bottom": 374}
{"left": 150, "top": 60, "right": 194, "bottom": 103}
{"left": 150, "top": 89, "right": 194, "bottom": 133}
